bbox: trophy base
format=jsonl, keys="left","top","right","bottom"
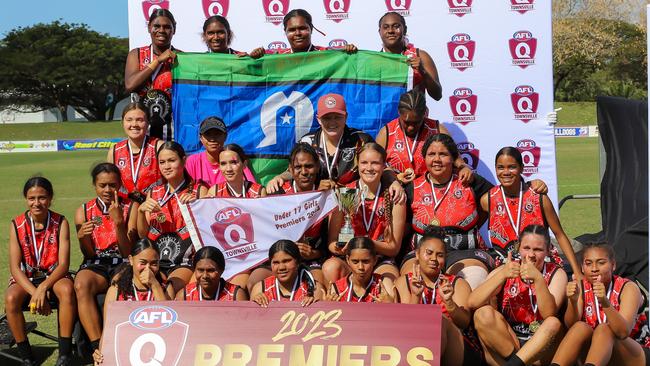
{"left": 337, "top": 231, "right": 354, "bottom": 248}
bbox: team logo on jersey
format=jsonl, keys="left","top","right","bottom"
{"left": 457, "top": 142, "right": 480, "bottom": 170}
{"left": 117, "top": 305, "right": 188, "bottom": 366}
{"left": 341, "top": 147, "right": 356, "bottom": 162}
{"left": 447, "top": 0, "right": 473, "bottom": 17}
{"left": 516, "top": 139, "right": 541, "bottom": 177}
{"left": 394, "top": 140, "right": 405, "bottom": 152}
{"left": 328, "top": 39, "right": 348, "bottom": 49}
{"left": 510, "top": 0, "right": 535, "bottom": 14}
{"left": 524, "top": 201, "right": 534, "bottom": 213}
{"left": 586, "top": 304, "right": 594, "bottom": 317}
{"left": 385, "top": 0, "right": 411, "bottom": 16}
{"left": 263, "top": 0, "right": 290, "bottom": 25}
{"left": 323, "top": 0, "right": 350, "bottom": 23}
{"left": 267, "top": 41, "right": 289, "bottom": 52}
{"left": 143, "top": 156, "right": 152, "bottom": 167}
{"left": 447, "top": 33, "right": 475, "bottom": 71}
{"left": 422, "top": 194, "right": 432, "bottom": 204}
{"left": 211, "top": 207, "right": 256, "bottom": 259}
{"left": 141, "top": 0, "right": 169, "bottom": 21}
{"left": 202, "top": 0, "right": 230, "bottom": 18}
{"left": 496, "top": 203, "right": 505, "bottom": 215}
{"left": 509, "top": 283, "right": 519, "bottom": 296}
{"left": 449, "top": 88, "right": 478, "bottom": 124}
{"left": 511, "top": 85, "right": 539, "bottom": 123}
{"left": 509, "top": 31, "right": 537, "bottom": 69}
{"left": 453, "top": 188, "right": 463, "bottom": 199}
{"left": 117, "top": 157, "right": 127, "bottom": 168}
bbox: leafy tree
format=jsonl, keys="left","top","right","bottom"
{"left": 0, "top": 21, "right": 128, "bottom": 121}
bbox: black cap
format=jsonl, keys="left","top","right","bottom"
{"left": 199, "top": 116, "right": 227, "bottom": 135}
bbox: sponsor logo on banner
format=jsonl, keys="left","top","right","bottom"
{"left": 447, "top": 0, "right": 473, "bottom": 17}
{"left": 447, "top": 33, "right": 475, "bottom": 71}
{"left": 449, "top": 87, "right": 477, "bottom": 124}
{"left": 141, "top": 0, "right": 169, "bottom": 21}
{"left": 115, "top": 305, "right": 188, "bottom": 366}
{"left": 267, "top": 41, "right": 289, "bottom": 52}
{"left": 516, "top": 139, "right": 541, "bottom": 177}
{"left": 555, "top": 127, "right": 589, "bottom": 137}
{"left": 263, "top": 0, "right": 290, "bottom": 25}
{"left": 457, "top": 142, "right": 480, "bottom": 170}
{"left": 57, "top": 139, "right": 121, "bottom": 151}
{"left": 511, "top": 0, "right": 535, "bottom": 14}
{"left": 329, "top": 39, "right": 348, "bottom": 49}
{"left": 510, "top": 85, "right": 539, "bottom": 123}
{"left": 202, "top": 0, "right": 230, "bottom": 18}
{"left": 509, "top": 30, "right": 537, "bottom": 68}
{"left": 385, "top": 0, "right": 411, "bottom": 16}
{"left": 210, "top": 207, "right": 257, "bottom": 260}
{"left": 0, "top": 140, "right": 57, "bottom": 153}
{"left": 323, "top": 0, "right": 351, "bottom": 22}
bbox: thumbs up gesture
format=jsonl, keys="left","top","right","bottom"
{"left": 502, "top": 251, "right": 521, "bottom": 280}
{"left": 566, "top": 274, "right": 580, "bottom": 303}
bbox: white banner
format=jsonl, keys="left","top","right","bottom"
{"left": 180, "top": 190, "right": 337, "bottom": 279}
{"left": 128, "top": 0, "right": 557, "bottom": 208}
{"left": 0, "top": 140, "right": 58, "bottom": 153}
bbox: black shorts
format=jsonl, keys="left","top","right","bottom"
{"left": 78, "top": 257, "right": 126, "bottom": 282}
{"left": 159, "top": 264, "right": 193, "bottom": 278}
{"left": 304, "top": 258, "right": 324, "bottom": 270}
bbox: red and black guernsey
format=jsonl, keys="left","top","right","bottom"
{"left": 212, "top": 180, "right": 263, "bottom": 198}
{"left": 183, "top": 279, "right": 239, "bottom": 301}
{"left": 113, "top": 137, "right": 161, "bottom": 198}
{"left": 347, "top": 181, "right": 390, "bottom": 242}
{"left": 12, "top": 210, "right": 64, "bottom": 278}
{"left": 405, "top": 273, "right": 459, "bottom": 316}
{"left": 333, "top": 274, "right": 383, "bottom": 302}
{"left": 499, "top": 262, "right": 559, "bottom": 337}
{"left": 137, "top": 45, "right": 173, "bottom": 98}
{"left": 116, "top": 287, "right": 154, "bottom": 301}
{"left": 83, "top": 198, "right": 131, "bottom": 258}
{"left": 384, "top": 117, "right": 440, "bottom": 176}
{"left": 488, "top": 184, "right": 546, "bottom": 250}
{"left": 408, "top": 174, "right": 492, "bottom": 251}
{"left": 582, "top": 276, "right": 630, "bottom": 329}
{"left": 262, "top": 271, "right": 313, "bottom": 302}
{"left": 403, "top": 43, "right": 424, "bottom": 91}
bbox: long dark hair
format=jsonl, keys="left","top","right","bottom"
{"left": 156, "top": 141, "right": 193, "bottom": 185}
{"left": 398, "top": 90, "right": 427, "bottom": 116}
{"left": 421, "top": 133, "right": 459, "bottom": 161}
{"left": 346, "top": 237, "right": 376, "bottom": 256}
{"left": 91, "top": 163, "right": 122, "bottom": 185}
{"left": 121, "top": 102, "right": 148, "bottom": 121}
{"left": 269, "top": 240, "right": 315, "bottom": 296}
{"left": 283, "top": 9, "right": 313, "bottom": 31}
{"left": 495, "top": 146, "right": 524, "bottom": 168}
{"left": 149, "top": 8, "right": 177, "bottom": 32}
{"left": 203, "top": 15, "right": 233, "bottom": 46}
{"left": 193, "top": 246, "right": 226, "bottom": 272}
{"left": 112, "top": 238, "right": 162, "bottom": 298}
{"left": 517, "top": 224, "right": 551, "bottom": 251}
{"left": 23, "top": 176, "right": 54, "bottom": 198}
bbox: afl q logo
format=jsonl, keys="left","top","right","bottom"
{"left": 323, "top": 0, "right": 351, "bottom": 23}
{"left": 267, "top": 41, "right": 288, "bottom": 53}
{"left": 456, "top": 142, "right": 479, "bottom": 170}
{"left": 263, "top": 0, "right": 290, "bottom": 25}
{"left": 385, "top": 0, "right": 411, "bottom": 16}
{"left": 141, "top": 0, "right": 169, "bottom": 22}
{"left": 516, "top": 139, "right": 541, "bottom": 177}
{"left": 511, "top": 85, "right": 539, "bottom": 123}
{"left": 509, "top": 30, "right": 537, "bottom": 68}
{"left": 447, "top": 0, "right": 473, "bottom": 17}
{"left": 202, "top": 0, "right": 229, "bottom": 18}
{"left": 449, "top": 88, "right": 478, "bottom": 125}
{"left": 447, "top": 33, "right": 475, "bottom": 72}
{"left": 511, "top": 0, "right": 535, "bottom": 14}
{"left": 210, "top": 207, "right": 255, "bottom": 252}
{"left": 114, "top": 305, "right": 188, "bottom": 366}
{"left": 328, "top": 39, "right": 348, "bottom": 49}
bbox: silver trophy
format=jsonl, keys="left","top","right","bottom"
{"left": 335, "top": 187, "right": 362, "bottom": 247}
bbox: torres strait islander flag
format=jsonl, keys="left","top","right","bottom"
{"left": 172, "top": 51, "right": 412, "bottom": 183}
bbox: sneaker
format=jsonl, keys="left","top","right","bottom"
{"left": 55, "top": 354, "right": 72, "bottom": 366}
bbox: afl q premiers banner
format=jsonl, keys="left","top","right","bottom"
{"left": 101, "top": 301, "right": 442, "bottom": 365}
{"left": 128, "top": 0, "right": 557, "bottom": 204}
{"left": 180, "top": 190, "right": 337, "bottom": 280}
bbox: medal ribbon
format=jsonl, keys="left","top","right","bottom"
{"left": 346, "top": 275, "right": 375, "bottom": 302}
{"left": 594, "top": 281, "right": 614, "bottom": 324}
{"left": 321, "top": 132, "right": 343, "bottom": 180}
{"left": 401, "top": 126, "right": 420, "bottom": 164}
{"left": 131, "top": 284, "right": 153, "bottom": 302}
{"left": 127, "top": 136, "right": 148, "bottom": 185}
{"left": 429, "top": 175, "right": 454, "bottom": 215}
{"left": 96, "top": 197, "right": 109, "bottom": 214}
{"left": 226, "top": 181, "right": 247, "bottom": 198}
{"left": 292, "top": 180, "right": 315, "bottom": 193}
{"left": 29, "top": 211, "right": 51, "bottom": 270}
{"left": 361, "top": 182, "right": 382, "bottom": 235}
{"left": 276, "top": 269, "right": 303, "bottom": 301}
{"left": 500, "top": 181, "right": 524, "bottom": 236}
{"left": 158, "top": 180, "right": 187, "bottom": 207}
{"left": 527, "top": 264, "right": 547, "bottom": 317}
{"left": 421, "top": 274, "right": 440, "bottom": 305}
{"left": 149, "top": 45, "right": 164, "bottom": 82}
{"left": 199, "top": 280, "right": 223, "bottom": 302}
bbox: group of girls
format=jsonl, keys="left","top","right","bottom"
{"left": 128, "top": 8, "right": 441, "bottom": 140}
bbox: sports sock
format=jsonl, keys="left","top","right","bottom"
{"left": 504, "top": 354, "right": 526, "bottom": 366}
{"left": 58, "top": 336, "right": 72, "bottom": 356}
{"left": 90, "top": 339, "right": 100, "bottom": 351}
{"left": 16, "top": 340, "right": 33, "bottom": 360}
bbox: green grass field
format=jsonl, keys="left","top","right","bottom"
{"left": 0, "top": 104, "right": 602, "bottom": 365}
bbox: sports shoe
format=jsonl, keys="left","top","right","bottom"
{"left": 55, "top": 354, "right": 72, "bottom": 366}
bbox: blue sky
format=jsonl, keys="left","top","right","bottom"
{"left": 0, "top": 0, "right": 128, "bottom": 38}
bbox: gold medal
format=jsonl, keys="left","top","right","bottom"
{"left": 528, "top": 320, "right": 540, "bottom": 333}
{"left": 430, "top": 217, "right": 440, "bottom": 226}
{"left": 91, "top": 216, "right": 102, "bottom": 226}
{"left": 156, "top": 213, "right": 167, "bottom": 223}
{"left": 404, "top": 168, "right": 414, "bottom": 176}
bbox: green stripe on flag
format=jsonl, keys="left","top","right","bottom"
{"left": 250, "top": 158, "right": 289, "bottom": 185}
{"left": 173, "top": 50, "right": 410, "bottom": 86}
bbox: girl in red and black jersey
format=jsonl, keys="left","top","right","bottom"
{"left": 395, "top": 228, "right": 477, "bottom": 366}
{"left": 6, "top": 177, "right": 76, "bottom": 365}
{"left": 124, "top": 9, "right": 179, "bottom": 140}
{"left": 74, "top": 163, "right": 138, "bottom": 356}
{"left": 108, "top": 102, "right": 163, "bottom": 201}
{"left": 481, "top": 146, "right": 581, "bottom": 276}
{"left": 469, "top": 225, "right": 567, "bottom": 366}
{"left": 551, "top": 243, "right": 648, "bottom": 366}
{"left": 94, "top": 238, "right": 168, "bottom": 365}
{"left": 378, "top": 12, "right": 442, "bottom": 100}
{"left": 327, "top": 237, "right": 394, "bottom": 303}
{"left": 176, "top": 246, "right": 247, "bottom": 301}
{"left": 376, "top": 90, "right": 472, "bottom": 184}
{"left": 206, "top": 144, "right": 266, "bottom": 199}
{"left": 325, "top": 143, "right": 406, "bottom": 284}
{"left": 136, "top": 142, "right": 201, "bottom": 298}
{"left": 269, "top": 143, "right": 329, "bottom": 286}
{"left": 251, "top": 240, "right": 324, "bottom": 307}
